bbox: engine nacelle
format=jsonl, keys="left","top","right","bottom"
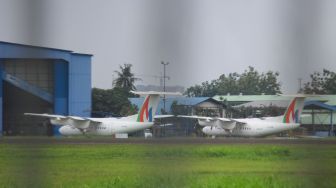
{"left": 198, "top": 119, "right": 214, "bottom": 126}
{"left": 202, "top": 126, "right": 226, "bottom": 136}
{"left": 59, "top": 125, "right": 82, "bottom": 136}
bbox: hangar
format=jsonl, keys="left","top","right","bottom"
{"left": 0, "top": 41, "right": 92, "bottom": 136}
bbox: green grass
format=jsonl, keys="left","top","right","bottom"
{"left": 0, "top": 142, "right": 335, "bottom": 188}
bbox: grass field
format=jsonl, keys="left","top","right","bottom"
{"left": 0, "top": 139, "right": 335, "bottom": 188}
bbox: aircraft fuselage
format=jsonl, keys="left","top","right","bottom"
{"left": 59, "top": 120, "right": 153, "bottom": 136}
{"left": 202, "top": 118, "right": 300, "bottom": 137}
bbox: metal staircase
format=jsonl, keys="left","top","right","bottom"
{"left": 2, "top": 71, "right": 53, "bottom": 103}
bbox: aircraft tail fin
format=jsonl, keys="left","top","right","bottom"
{"left": 130, "top": 91, "right": 181, "bottom": 123}
{"left": 282, "top": 95, "right": 306, "bottom": 124}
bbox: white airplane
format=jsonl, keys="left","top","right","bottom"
{"left": 179, "top": 95, "right": 307, "bottom": 137}
{"left": 25, "top": 91, "right": 180, "bottom": 136}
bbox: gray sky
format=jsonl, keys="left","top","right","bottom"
{"left": 1, "top": 0, "right": 335, "bottom": 93}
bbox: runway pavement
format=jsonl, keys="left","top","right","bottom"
{"left": 1, "top": 137, "right": 336, "bottom": 145}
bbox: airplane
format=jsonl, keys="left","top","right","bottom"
{"left": 25, "top": 91, "right": 181, "bottom": 136}
{"left": 179, "top": 95, "right": 307, "bottom": 137}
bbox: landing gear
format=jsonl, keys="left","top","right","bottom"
{"left": 80, "top": 129, "right": 91, "bottom": 138}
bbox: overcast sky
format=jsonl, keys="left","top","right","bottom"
{"left": 1, "top": 0, "right": 335, "bottom": 93}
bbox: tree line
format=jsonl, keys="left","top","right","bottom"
{"left": 185, "top": 66, "right": 281, "bottom": 97}
{"left": 185, "top": 67, "right": 336, "bottom": 97}
{"left": 92, "top": 63, "right": 335, "bottom": 117}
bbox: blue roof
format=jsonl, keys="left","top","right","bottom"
{"left": 304, "top": 101, "right": 336, "bottom": 111}
{"left": 0, "top": 41, "right": 93, "bottom": 56}
{"left": 129, "top": 97, "right": 214, "bottom": 115}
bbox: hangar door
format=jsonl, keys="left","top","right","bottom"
{"left": 3, "top": 59, "right": 54, "bottom": 135}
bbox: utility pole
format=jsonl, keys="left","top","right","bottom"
{"left": 161, "top": 61, "right": 169, "bottom": 113}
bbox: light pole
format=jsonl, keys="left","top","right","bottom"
{"left": 298, "top": 78, "right": 302, "bottom": 93}
{"left": 161, "top": 61, "right": 169, "bottom": 137}
{"left": 161, "top": 61, "right": 169, "bottom": 113}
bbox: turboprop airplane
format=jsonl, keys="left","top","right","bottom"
{"left": 25, "top": 91, "right": 181, "bottom": 136}
{"left": 179, "top": 95, "right": 307, "bottom": 137}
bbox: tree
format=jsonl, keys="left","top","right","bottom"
{"left": 184, "top": 85, "right": 204, "bottom": 97}
{"left": 113, "top": 64, "right": 140, "bottom": 91}
{"left": 92, "top": 87, "right": 137, "bottom": 117}
{"left": 184, "top": 66, "right": 281, "bottom": 97}
{"left": 303, "top": 69, "right": 336, "bottom": 94}
{"left": 258, "top": 71, "right": 281, "bottom": 95}
{"left": 216, "top": 73, "right": 240, "bottom": 95}
{"left": 238, "top": 66, "right": 260, "bottom": 94}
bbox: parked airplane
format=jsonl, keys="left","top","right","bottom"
{"left": 179, "top": 95, "right": 307, "bottom": 137}
{"left": 25, "top": 91, "right": 180, "bottom": 136}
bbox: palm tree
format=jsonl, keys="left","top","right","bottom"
{"left": 113, "top": 64, "right": 140, "bottom": 91}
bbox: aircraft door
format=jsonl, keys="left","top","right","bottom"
{"left": 108, "top": 123, "right": 114, "bottom": 135}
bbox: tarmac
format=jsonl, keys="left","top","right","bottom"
{"left": 1, "top": 137, "right": 335, "bottom": 145}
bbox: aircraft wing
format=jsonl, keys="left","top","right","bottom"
{"left": 178, "top": 115, "right": 223, "bottom": 128}
{"left": 216, "top": 117, "right": 232, "bottom": 122}
{"left": 24, "top": 113, "right": 102, "bottom": 130}
{"left": 226, "top": 118, "right": 246, "bottom": 124}
{"left": 154, "top": 115, "right": 175, "bottom": 119}
{"left": 177, "top": 115, "right": 245, "bottom": 130}
{"left": 177, "top": 115, "right": 215, "bottom": 121}
{"left": 24, "top": 113, "right": 66, "bottom": 119}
